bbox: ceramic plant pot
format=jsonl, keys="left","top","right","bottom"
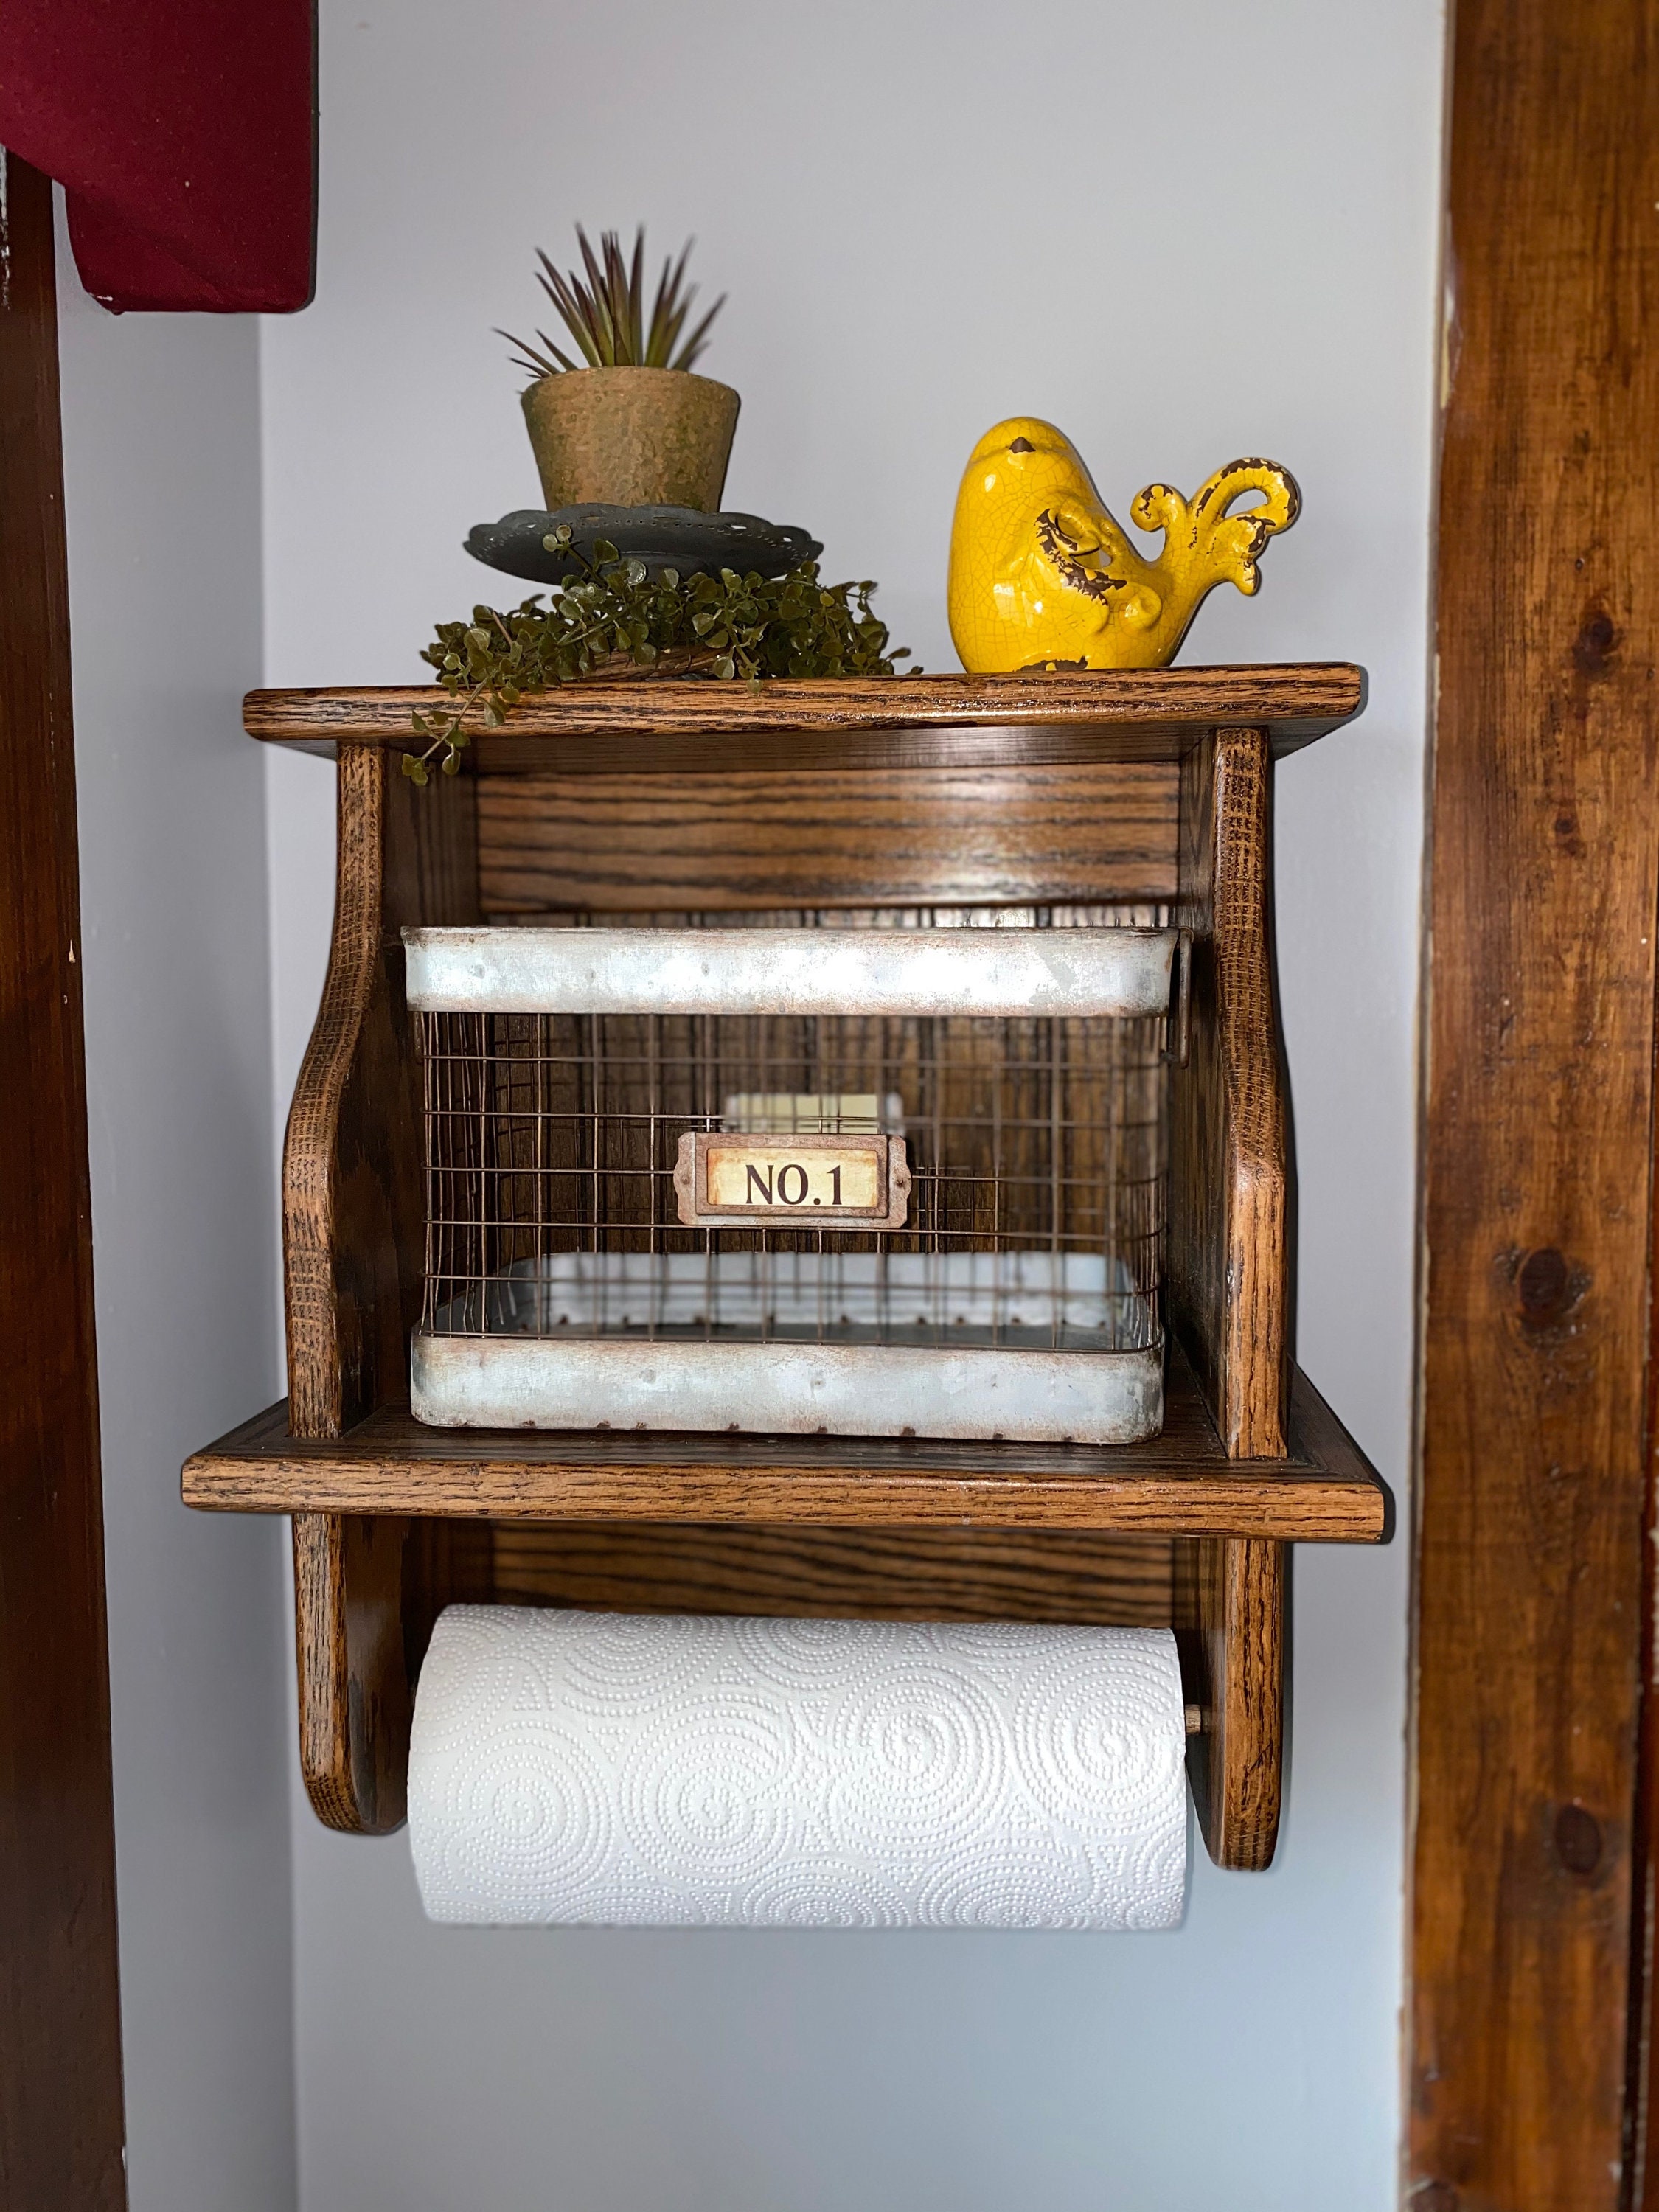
{"left": 521, "top": 366, "right": 741, "bottom": 513}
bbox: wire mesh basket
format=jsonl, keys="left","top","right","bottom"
{"left": 406, "top": 915, "right": 1175, "bottom": 1444}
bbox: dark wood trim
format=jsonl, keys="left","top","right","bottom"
{"left": 0, "top": 153, "right": 128, "bottom": 2208}
{"left": 184, "top": 1357, "right": 1386, "bottom": 1540}
{"left": 282, "top": 745, "right": 479, "bottom": 1830}
{"left": 1408, "top": 5, "right": 1659, "bottom": 2204}
{"left": 1169, "top": 728, "right": 1289, "bottom": 1458}
{"left": 1175, "top": 1537, "right": 1283, "bottom": 1872}
{"left": 1635, "top": 1152, "right": 1659, "bottom": 2202}
{"left": 243, "top": 664, "right": 1366, "bottom": 773}
{"left": 291, "top": 1512, "right": 411, "bottom": 1835}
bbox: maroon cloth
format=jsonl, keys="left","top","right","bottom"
{"left": 0, "top": 0, "right": 315, "bottom": 313}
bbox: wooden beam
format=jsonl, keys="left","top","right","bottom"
{"left": 0, "top": 154, "right": 128, "bottom": 2206}
{"left": 1408, "top": 4, "right": 1659, "bottom": 2203}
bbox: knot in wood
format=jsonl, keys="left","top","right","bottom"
{"left": 1411, "top": 2183, "right": 1459, "bottom": 2212}
{"left": 1516, "top": 1245, "right": 1573, "bottom": 1329}
{"left": 1572, "top": 607, "right": 1618, "bottom": 677}
{"left": 1554, "top": 1801, "right": 1602, "bottom": 1877}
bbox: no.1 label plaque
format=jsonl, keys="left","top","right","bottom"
{"left": 674, "top": 1132, "right": 911, "bottom": 1228}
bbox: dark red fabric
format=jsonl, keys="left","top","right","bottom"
{"left": 0, "top": 1, "right": 315, "bottom": 313}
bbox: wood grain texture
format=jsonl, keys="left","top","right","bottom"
{"left": 1168, "top": 728, "right": 1288, "bottom": 1456}
{"left": 283, "top": 750, "right": 479, "bottom": 1434}
{"left": 1164, "top": 728, "right": 1289, "bottom": 1865}
{"left": 291, "top": 1512, "right": 411, "bottom": 1833}
{"left": 244, "top": 662, "right": 1367, "bottom": 773}
{"left": 1169, "top": 737, "right": 1225, "bottom": 1424}
{"left": 1638, "top": 1194, "right": 1659, "bottom": 2208}
{"left": 0, "top": 154, "right": 128, "bottom": 2210}
{"left": 1409, "top": 4, "right": 1659, "bottom": 2204}
{"left": 184, "top": 1354, "right": 1385, "bottom": 1540}
{"left": 282, "top": 744, "right": 389, "bottom": 1435}
{"left": 234, "top": 672, "right": 1352, "bottom": 1862}
{"left": 477, "top": 762, "right": 1178, "bottom": 912}
{"left": 491, "top": 1523, "right": 1175, "bottom": 1625}
{"left": 1177, "top": 1537, "right": 1284, "bottom": 1869}
{"left": 282, "top": 747, "right": 479, "bottom": 1829}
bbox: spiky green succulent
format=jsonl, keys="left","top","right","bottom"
{"left": 500, "top": 225, "right": 723, "bottom": 380}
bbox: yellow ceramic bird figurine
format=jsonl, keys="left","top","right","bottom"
{"left": 947, "top": 417, "right": 1300, "bottom": 673}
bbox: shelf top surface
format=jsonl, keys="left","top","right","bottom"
{"left": 183, "top": 1354, "right": 1388, "bottom": 1543}
{"left": 244, "top": 662, "right": 1367, "bottom": 776}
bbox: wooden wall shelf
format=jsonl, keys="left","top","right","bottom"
{"left": 245, "top": 662, "right": 1366, "bottom": 773}
{"left": 184, "top": 662, "right": 1380, "bottom": 1872}
{"left": 185, "top": 1351, "right": 1385, "bottom": 1543}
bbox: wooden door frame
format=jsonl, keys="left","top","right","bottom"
{"left": 1409, "top": 4, "right": 1659, "bottom": 2206}
{"left": 0, "top": 154, "right": 128, "bottom": 2205}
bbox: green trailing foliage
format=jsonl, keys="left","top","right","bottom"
{"left": 501, "top": 225, "right": 723, "bottom": 380}
{"left": 403, "top": 531, "right": 913, "bottom": 782}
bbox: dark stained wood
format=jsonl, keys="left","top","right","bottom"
{"left": 0, "top": 154, "right": 128, "bottom": 2208}
{"left": 491, "top": 1523, "right": 1175, "bottom": 1626}
{"left": 183, "top": 1353, "right": 1387, "bottom": 1541}
{"left": 1636, "top": 1206, "right": 1659, "bottom": 2206}
{"left": 244, "top": 662, "right": 1367, "bottom": 773}
{"left": 291, "top": 1512, "right": 411, "bottom": 1833}
{"left": 1168, "top": 728, "right": 1288, "bottom": 1457}
{"left": 403, "top": 1515, "right": 495, "bottom": 1681}
{"left": 1176, "top": 1537, "right": 1284, "bottom": 1871}
{"left": 220, "top": 664, "right": 1371, "bottom": 1857}
{"left": 285, "top": 750, "right": 477, "bottom": 1433}
{"left": 478, "top": 761, "right": 1178, "bottom": 913}
{"left": 281, "top": 748, "right": 479, "bottom": 1829}
{"left": 383, "top": 746, "right": 485, "bottom": 945}
{"left": 1169, "top": 737, "right": 1226, "bottom": 1430}
{"left": 1409, "top": 4, "right": 1659, "bottom": 2204}
{"left": 283, "top": 745, "right": 396, "bottom": 1435}
{"left": 1165, "top": 725, "right": 1290, "bottom": 1866}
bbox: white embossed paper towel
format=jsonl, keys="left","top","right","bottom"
{"left": 408, "top": 1607, "right": 1187, "bottom": 1930}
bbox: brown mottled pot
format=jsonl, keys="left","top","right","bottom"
{"left": 521, "top": 367, "right": 741, "bottom": 512}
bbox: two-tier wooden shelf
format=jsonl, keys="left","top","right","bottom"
{"left": 183, "top": 664, "right": 1386, "bottom": 1866}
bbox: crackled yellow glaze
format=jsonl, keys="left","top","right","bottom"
{"left": 947, "top": 417, "right": 1300, "bottom": 672}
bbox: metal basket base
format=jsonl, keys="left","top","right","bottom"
{"left": 411, "top": 1329, "right": 1165, "bottom": 1447}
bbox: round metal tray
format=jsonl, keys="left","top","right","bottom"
{"left": 464, "top": 504, "right": 823, "bottom": 585}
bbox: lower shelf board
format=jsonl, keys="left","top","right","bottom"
{"left": 182, "top": 1349, "right": 1388, "bottom": 1543}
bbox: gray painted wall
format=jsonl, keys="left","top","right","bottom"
{"left": 262, "top": 1, "right": 1440, "bottom": 2202}
{"left": 56, "top": 211, "right": 297, "bottom": 2212}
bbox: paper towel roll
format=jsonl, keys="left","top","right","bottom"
{"left": 409, "top": 1607, "right": 1189, "bottom": 1930}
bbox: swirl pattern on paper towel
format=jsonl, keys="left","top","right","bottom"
{"left": 409, "top": 1609, "right": 1187, "bottom": 1930}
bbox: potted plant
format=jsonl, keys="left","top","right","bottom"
{"left": 503, "top": 227, "right": 738, "bottom": 512}
{"left": 403, "top": 230, "right": 913, "bottom": 785}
